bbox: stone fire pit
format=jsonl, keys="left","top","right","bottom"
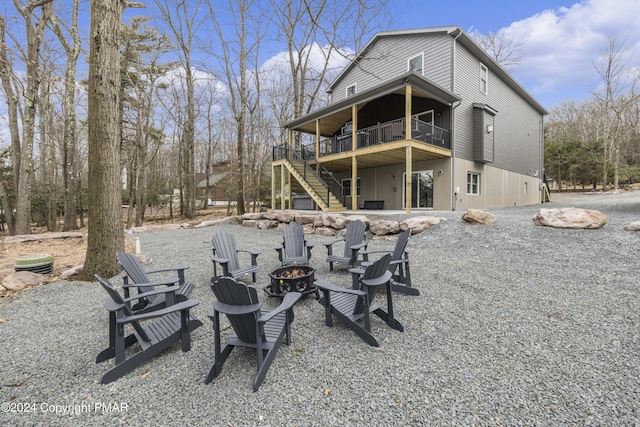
{"left": 265, "top": 265, "right": 318, "bottom": 298}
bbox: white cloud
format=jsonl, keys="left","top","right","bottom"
{"left": 503, "top": 0, "right": 640, "bottom": 105}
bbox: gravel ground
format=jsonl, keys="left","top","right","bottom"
{"left": 1, "top": 192, "right": 639, "bottom": 426}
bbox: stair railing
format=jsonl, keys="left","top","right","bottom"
{"left": 273, "top": 143, "right": 345, "bottom": 208}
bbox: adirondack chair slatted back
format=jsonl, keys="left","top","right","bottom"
{"left": 283, "top": 222, "right": 304, "bottom": 258}
{"left": 392, "top": 229, "right": 410, "bottom": 262}
{"left": 343, "top": 220, "right": 366, "bottom": 257}
{"left": 211, "top": 277, "right": 262, "bottom": 344}
{"left": 117, "top": 252, "right": 150, "bottom": 284}
{"left": 354, "top": 254, "right": 391, "bottom": 314}
{"left": 213, "top": 231, "right": 241, "bottom": 272}
{"left": 95, "top": 275, "right": 150, "bottom": 342}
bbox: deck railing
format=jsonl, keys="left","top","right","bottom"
{"left": 316, "top": 118, "right": 450, "bottom": 156}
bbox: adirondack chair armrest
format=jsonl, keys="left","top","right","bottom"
{"left": 305, "top": 241, "right": 315, "bottom": 248}
{"left": 389, "top": 258, "right": 409, "bottom": 267}
{"left": 350, "top": 241, "right": 368, "bottom": 250}
{"left": 274, "top": 243, "right": 284, "bottom": 251}
{"left": 237, "top": 249, "right": 260, "bottom": 265}
{"left": 361, "top": 271, "right": 393, "bottom": 288}
{"left": 258, "top": 292, "right": 301, "bottom": 324}
{"left": 117, "top": 299, "right": 199, "bottom": 324}
{"left": 314, "top": 280, "right": 367, "bottom": 296}
{"left": 323, "top": 237, "right": 345, "bottom": 248}
{"left": 237, "top": 249, "right": 261, "bottom": 256}
{"left": 211, "top": 301, "right": 262, "bottom": 316}
{"left": 122, "top": 285, "right": 181, "bottom": 304}
{"left": 360, "top": 249, "right": 391, "bottom": 257}
{"left": 145, "top": 265, "right": 190, "bottom": 275}
{"left": 121, "top": 278, "right": 179, "bottom": 289}
{"left": 210, "top": 254, "right": 230, "bottom": 265}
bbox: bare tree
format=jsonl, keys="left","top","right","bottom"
{"left": 82, "top": 0, "right": 144, "bottom": 280}
{"left": 50, "top": 0, "right": 82, "bottom": 231}
{"left": 267, "top": 0, "right": 388, "bottom": 126}
{"left": 154, "top": 0, "right": 206, "bottom": 219}
{"left": 0, "top": 0, "right": 54, "bottom": 235}
{"left": 0, "top": 13, "right": 21, "bottom": 235}
{"left": 593, "top": 35, "right": 640, "bottom": 190}
{"left": 205, "top": 0, "right": 264, "bottom": 215}
{"left": 472, "top": 29, "right": 524, "bottom": 69}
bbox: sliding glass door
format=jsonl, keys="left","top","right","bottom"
{"left": 403, "top": 171, "right": 433, "bottom": 208}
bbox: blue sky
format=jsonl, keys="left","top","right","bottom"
{"left": 119, "top": 0, "right": 640, "bottom": 112}
{"left": 385, "top": 0, "right": 640, "bottom": 109}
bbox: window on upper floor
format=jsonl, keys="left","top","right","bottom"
{"left": 467, "top": 172, "right": 480, "bottom": 195}
{"left": 408, "top": 53, "right": 424, "bottom": 75}
{"left": 480, "top": 63, "right": 488, "bottom": 94}
{"left": 346, "top": 84, "right": 357, "bottom": 97}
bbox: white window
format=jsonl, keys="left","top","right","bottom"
{"left": 342, "top": 178, "right": 361, "bottom": 197}
{"left": 480, "top": 63, "right": 488, "bottom": 94}
{"left": 346, "top": 84, "right": 356, "bottom": 97}
{"left": 408, "top": 53, "right": 424, "bottom": 75}
{"left": 467, "top": 172, "right": 480, "bottom": 195}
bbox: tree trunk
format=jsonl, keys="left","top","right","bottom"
{"left": 13, "top": 2, "right": 54, "bottom": 234}
{"left": 82, "top": 0, "right": 126, "bottom": 280}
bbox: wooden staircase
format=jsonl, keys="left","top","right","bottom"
{"left": 282, "top": 159, "right": 346, "bottom": 212}
{"left": 543, "top": 184, "right": 551, "bottom": 202}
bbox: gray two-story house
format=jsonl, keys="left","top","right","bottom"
{"left": 271, "top": 26, "right": 548, "bottom": 212}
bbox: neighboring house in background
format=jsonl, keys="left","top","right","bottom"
{"left": 271, "top": 26, "right": 548, "bottom": 212}
{"left": 196, "top": 161, "right": 234, "bottom": 205}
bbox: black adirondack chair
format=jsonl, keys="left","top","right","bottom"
{"left": 206, "top": 276, "right": 301, "bottom": 391}
{"left": 95, "top": 275, "right": 202, "bottom": 384}
{"left": 116, "top": 252, "right": 195, "bottom": 313}
{"left": 315, "top": 253, "right": 403, "bottom": 347}
{"left": 358, "top": 229, "right": 417, "bottom": 296}
{"left": 324, "top": 219, "right": 368, "bottom": 271}
{"left": 211, "top": 231, "right": 260, "bottom": 282}
{"left": 274, "top": 221, "right": 314, "bottom": 266}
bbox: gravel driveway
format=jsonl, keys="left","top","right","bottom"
{"left": 1, "top": 191, "right": 639, "bottom": 426}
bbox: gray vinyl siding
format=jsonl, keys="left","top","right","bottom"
{"left": 332, "top": 33, "right": 453, "bottom": 104}
{"left": 453, "top": 44, "right": 542, "bottom": 175}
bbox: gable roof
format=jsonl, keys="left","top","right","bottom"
{"left": 196, "top": 171, "right": 231, "bottom": 188}
{"left": 329, "top": 26, "right": 547, "bottom": 116}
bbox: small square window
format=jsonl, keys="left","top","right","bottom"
{"left": 346, "top": 84, "right": 356, "bottom": 97}
{"left": 408, "top": 53, "right": 423, "bottom": 75}
{"left": 480, "top": 63, "right": 488, "bottom": 94}
{"left": 467, "top": 172, "right": 480, "bottom": 195}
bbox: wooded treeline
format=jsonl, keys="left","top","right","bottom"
{"left": 0, "top": 0, "right": 389, "bottom": 238}
{"left": 1, "top": 1, "right": 639, "bottom": 244}
{"left": 544, "top": 36, "right": 640, "bottom": 191}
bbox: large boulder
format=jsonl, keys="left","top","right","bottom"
{"left": 532, "top": 208, "right": 608, "bottom": 229}
{"left": 315, "top": 227, "right": 336, "bottom": 237}
{"left": 294, "top": 214, "right": 316, "bottom": 225}
{"left": 400, "top": 216, "right": 441, "bottom": 234}
{"left": 194, "top": 218, "right": 227, "bottom": 228}
{"left": 345, "top": 215, "right": 371, "bottom": 229}
{"left": 2, "top": 271, "right": 46, "bottom": 291}
{"left": 241, "top": 212, "right": 264, "bottom": 220}
{"left": 369, "top": 220, "right": 400, "bottom": 236}
{"left": 624, "top": 221, "right": 640, "bottom": 231}
{"left": 271, "top": 211, "right": 296, "bottom": 223}
{"left": 462, "top": 209, "right": 496, "bottom": 225}
{"left": 323, "top": 214, "right": 348, "bottom": 230}
{"left": 256, "top": 220, "right": 279, "bottom": 229}
{"left": 4, "top": 232, "right": 83, "bottom": 244}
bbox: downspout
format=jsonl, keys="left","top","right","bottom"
{"left": 540, "top": 116, "right": 545, "bottom": 202}
{"left": 451, "top": 29, "right": 463, "bottom": 211}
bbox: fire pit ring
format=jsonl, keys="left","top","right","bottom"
{"left": 266, "top": 265, "right": 318, "bottom": 298}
